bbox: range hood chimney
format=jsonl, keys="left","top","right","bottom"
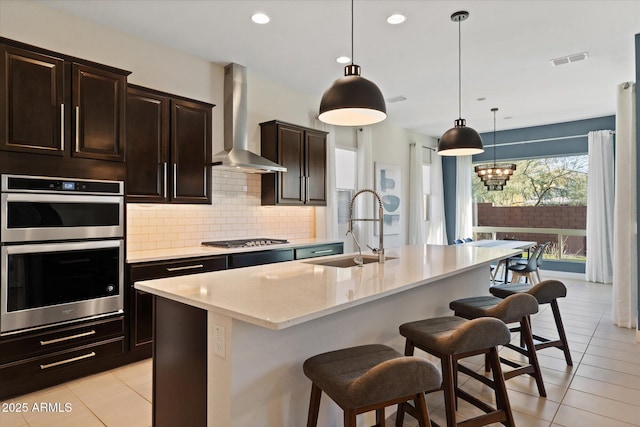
{"left": 212, "top": 63, "right": 286, "bottom": 173}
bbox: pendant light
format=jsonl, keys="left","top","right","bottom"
{"left": 474, "top": 108, "right": 516, "bottom": 191}
{"left": 318, "top": 0, "right": 387, "bottom": 126}
{"left": 438, "top": 11, "right": 483, "bottom": 156}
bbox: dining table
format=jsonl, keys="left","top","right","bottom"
{"left": 463, "top": 239, "right": 537, "bottom": 283}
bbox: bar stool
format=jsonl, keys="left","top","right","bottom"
{"left": 398, "top": 316, "right": 515, "bottom": 427}
{"left": 303, "top": 344, "right": 441, "bottom": 427}
{"left": 449, "top": 293, "right": 546, "bottom": 397}
{"left": 490, "top": 279, "right": 572, "bottom": 366}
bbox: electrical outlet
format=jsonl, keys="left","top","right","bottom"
{"left": 214, "top": 324, "right": 225, "bottom": 358}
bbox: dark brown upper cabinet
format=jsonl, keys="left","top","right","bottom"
{"left": 0, "top": 39, "right": 129, "bottom": 163}
{"left": 260, "top": 120, "right": 328, "bottom": 206}
{"left": 126, "top": 85, "right": 213, "bottom": 204}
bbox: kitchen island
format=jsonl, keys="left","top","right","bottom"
{"left": 135, "top": 244, "right": 521, "bottom": 427}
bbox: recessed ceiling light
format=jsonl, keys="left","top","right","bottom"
{"left": 251, "top": 13, "right": 270, "bottom": 24}
{"left": 477, "top": 97, "right": 486, "bottom": 101}
{"left": 504, "top": 116, "right": 513, "bottom": 120}
{"left": 336, "top": 56, "right": 351, "bottom": 64}
{"left": 387, "top": 14, "right": 406, "bottom": 25}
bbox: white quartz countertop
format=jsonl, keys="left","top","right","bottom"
{"left": 126, "top": 238, "right": 343, "bottom": 263}
{"left": 134, "top": 244, "right": 521, "bottom": 330}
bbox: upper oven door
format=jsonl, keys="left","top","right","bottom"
{"left": 1, "top": 193, "right": 124, "bottom": 243}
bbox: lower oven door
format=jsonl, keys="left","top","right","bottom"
{"left": 1, "top": 240, "right": 124, "bottom": 334}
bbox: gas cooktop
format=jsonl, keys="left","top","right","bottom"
{"left": 201, "top": 238, "right": 289, "bottom": 249}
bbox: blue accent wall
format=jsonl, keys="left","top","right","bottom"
{"left": 442, "top": 157, "right": 457, "bottom": 244}
{"left": 474, "top": 115, "right": 615, "bottom": 162}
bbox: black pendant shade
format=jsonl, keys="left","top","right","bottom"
{"left": 319, "top": 64, "right": 387, "bottom": 126}
{"left": 438, "top": 118, "right": 484, "bottom": 156}
{"left": 438, "top": 11, "right": 484, "bottom": 156}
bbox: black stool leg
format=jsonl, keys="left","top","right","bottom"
{"left": 488, "top": 347, "right": 516, "bottom": 427}
{"left": 307, "top": 383, "right": 322, "bottom": 427}
{"left": 376, "top": 408, "right": 385, "bottom": 426}
{"left": 520, "top": 316, "right": 546, "bottom": 397}
{"left": 344, "top": 409, "right": 357, "bottom": 427}
{"left": 551, "top": 299, "right": 573, "bottom": 366}
{"left": 441, "top": 355, "right": 457, "bottom": 427}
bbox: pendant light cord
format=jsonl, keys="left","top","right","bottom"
{"left": 351, "top": 0, "right": 354, "bottom": 64}
{"left": 458, "top": 18, "right": 462, "bottom": 119}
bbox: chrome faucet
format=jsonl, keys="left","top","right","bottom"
{"left": 347, "top": 189, "right": 385, "bottom": 263}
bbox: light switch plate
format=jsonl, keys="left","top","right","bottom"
{"left": 214, "top": 324, "right": 225, "bottom": 358}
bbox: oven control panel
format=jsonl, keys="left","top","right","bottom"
{"left": 2, "top": 175, "right": 123, "bottom": 195}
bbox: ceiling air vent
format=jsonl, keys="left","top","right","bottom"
{"left": 550, "top": 52, "right": 589, "bottom": 66}
{"left": 386, "top": 95, "right": 407, "bottom": 103}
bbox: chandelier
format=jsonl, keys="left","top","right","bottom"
{"left": 474, "top": 108, "right": 516, "bottom": 191}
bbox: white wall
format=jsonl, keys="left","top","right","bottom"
{"left": 0, "top": 0, "right": 434, "bottom": 250}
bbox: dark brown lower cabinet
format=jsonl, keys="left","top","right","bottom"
{"left": 153, "top": 297, "right": 207, "bottom": 427}
{"left": 0, "top": 316, "right": 126, "bottom": 399}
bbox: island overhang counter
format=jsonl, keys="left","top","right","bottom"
{"left": 134, "top": 244, "right": 521, "bottom": 427}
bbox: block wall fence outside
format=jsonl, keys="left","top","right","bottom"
{"left": 126, "top": 170, "right": 315, "bottom": 251}
{"left": 476, "top": 203, "right": 586, "bottom": 256}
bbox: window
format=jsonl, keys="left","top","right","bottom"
{"left": 335, "top": 147, "right": 357, "bottom": 225}
{"left": 422, "top": 164, "right": 431, "bottom": 221}
{"left": 472, "top": 155, "right": 588, "bottom": 262}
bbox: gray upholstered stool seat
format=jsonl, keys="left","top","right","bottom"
{"left": 490, "top": 279, "right": 572, "bottom": 366}
{"left": 398, "top": 316, "right": 515, "bottom": 427}
{"left": 449, "top": 293, "right": 546, "bottom": 397}
{"left": 303, "top": 344, "right": 441, "bottom": 427}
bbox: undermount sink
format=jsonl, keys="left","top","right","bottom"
{"left": 304, "top": 255, "right": 396, "bottom": 268}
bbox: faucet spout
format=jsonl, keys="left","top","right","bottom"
{"left": 348, "top": 189, "right": 385, "bottom": 263}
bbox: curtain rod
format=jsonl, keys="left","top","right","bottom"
{"left": 483, "top": 130, "right": 615, "bottom": 148}
{"left": 409, "top": 142, "right": 436, "bottom": 151}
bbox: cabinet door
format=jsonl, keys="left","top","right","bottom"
{"left": 72, "top": 63, "right": 126, "bottom": 161}
{"left": 131, "top": 289, "right": 153, "bottom": 349}
{"left": 277, "top": 124, "right": 305, "bottom": 204}
{"left": 170, "top": 99, "right": 212, "bottom": 203}
{"left": 0, "top": 45, "right": 65, "bottom": 156}
{"left": 304, "top": 130, "right": 327, "bottom": 205}
{"left": 126, "top": 87, "right": 170, "bottom": 202}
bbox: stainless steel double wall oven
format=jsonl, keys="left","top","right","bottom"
{"left": 1, "top": 175, "right": 124, "bottom": 334}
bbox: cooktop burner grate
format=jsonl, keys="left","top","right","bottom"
{"left": 201, "top": 238, "right": 289, "bottom": 248}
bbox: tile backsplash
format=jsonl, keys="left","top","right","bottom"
{"left": 126, "top": 171, "right": 315, "bottom": 251}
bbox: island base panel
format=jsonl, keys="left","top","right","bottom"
{"left": 153, "top": 296, "right": 207, "bottom": 427}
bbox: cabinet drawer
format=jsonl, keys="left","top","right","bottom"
{"left": 0, "top": 337, "right": 124, "bottom": 380}
{"left": 129, "top": 255, "right": 228, "bottom": 281}
{"left": 229, "top": 249, "right": 293, "bottom": 269}
{"left": 294, "top": 243, "right": 344, "bottom": 260}
{"left": 0, "top": 316, "right": 124, "bottom": 365}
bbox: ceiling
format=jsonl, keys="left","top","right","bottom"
{"left": 41, "top": 0, "right": 640, "bottom": 136}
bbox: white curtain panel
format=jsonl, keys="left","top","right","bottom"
{"left": 585, "top": 130, "right": 615, "bottom": 283}
{"left": 314, "top": 120, "right": 338, "bottom": 239}
{"left": 612, "top": 82, "right": 637, "bottom": 329}
{"left": 455, "top": 155, "right": 473, "bottom": 241}
{"left": 356, "top": 127, "right": 375, "bottom": 250}
{"left": 408, "top": 143, "right": 426, "bottom": 244}
{"left": 426, "top": 151, "right": 448, "bottom": 244}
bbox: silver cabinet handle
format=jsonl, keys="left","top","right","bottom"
{"left": 204, "top": 166, "right": 207, "bottom": 196}
{"left": 40, "top": 352, "right": 96, "bottom": 370}
{"left": 166, "top": 264, "right": 204, "bottom": 272}
{"left": 163, "top": 162, "right": 168, "bottom": 198}
{"left": 312, "top": 249, "right": 334, "bottom": 254}
{"left": 40, "top": 330, "right": 96, "bottom": 346}
{"left": 75, "top": 106, "right": 80, "bottom": 152}
{"left": 173, "top": 164, "right": 177, "bottom": 198}
{"left": 306, "top": 176, "right": 310, "bottom": 203}
{"left": 60, "top": 104, "right": 65, "bottom": 150}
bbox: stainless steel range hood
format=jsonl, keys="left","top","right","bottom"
{"left": 212, "top": 63, "right": 286, "bottom": 173}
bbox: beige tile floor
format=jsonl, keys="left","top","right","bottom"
{"left": 1, "top": 274, "right": 639, "bottom": 426}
